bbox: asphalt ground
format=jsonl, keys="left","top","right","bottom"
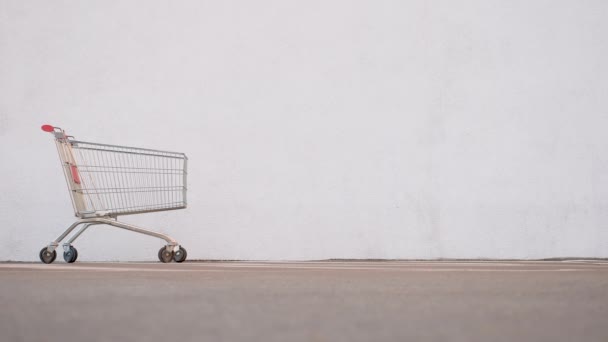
{"left": 1, "top": 261, "right": 607, "bottom": 342}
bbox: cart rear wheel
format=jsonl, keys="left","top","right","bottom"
{"left": 39, "top": 247, "right": 57, "bottom": 264}
{"left": 173, "top": 247, "right": 187, "bottom": 263}
{"left": 158, "top": 246, "right": 174, "bottom": 263}
{"left": 63, "top": 246, "right": 78, "bottom": 263}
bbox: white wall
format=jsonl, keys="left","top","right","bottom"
{"left": 1, "top": 0, "right": 607, "bottom": 261}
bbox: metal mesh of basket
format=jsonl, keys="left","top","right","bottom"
{"left": 57, "top": 140, "right": 187, "bottom": 217}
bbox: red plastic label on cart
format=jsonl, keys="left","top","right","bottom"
{"left": 70, "top": 165, "right": 81, "bottom": 184}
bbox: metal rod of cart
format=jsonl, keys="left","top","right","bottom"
{"left": 39, "top": 124, "right": 188, "bottom": 263}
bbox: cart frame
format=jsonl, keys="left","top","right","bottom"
{"left": 39, "top": 125, "right": 188, "bottom": 263}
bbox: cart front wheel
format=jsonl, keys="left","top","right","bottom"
{"left": 158, "top": 246, "right": 174, "bottom": 263}
{"left": 39, "top": 247, "right": 57, "bottom": 264}
{"left": 173, "top": 247, "right": 187, "bottom": 263}
{"left": 63, "top": 246, "right": 78, "bottom": 263}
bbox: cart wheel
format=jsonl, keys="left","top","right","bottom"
{"left": 39, "top": 247, "right": 57, "bottom": 264}
{"left": 63, "top": 246, "right": 78, "bottom": 263}
{"left": 173, "top": 247, "right": 187, "bottom": 263}
{"left": 158, "top": 246, "right": 174, "bottom": 263}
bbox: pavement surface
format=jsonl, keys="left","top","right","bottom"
{"left": 1, "top": 260, "right": 607, "bottom": 342}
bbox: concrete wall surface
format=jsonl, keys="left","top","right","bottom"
{"left": 1, "top": 0, "right": 607, "bottom": 261}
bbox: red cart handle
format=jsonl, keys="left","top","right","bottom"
{"left": 41, "top": 124, "right": 69, "bottom": 140}
{"left": 41, "top": 124, "right": 55, "bottom": 132}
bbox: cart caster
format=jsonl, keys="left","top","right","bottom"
{"left": 63, "top": 246, "right": 78, "bottom": 263}
{"left": 39, "top": 247, "right": 57, "bottom": 264}
{"left": 158, "top": 246, "right": 174, "bottom": 263}
{"left": 173, "top": 247, "right": 187, "bottom": 263}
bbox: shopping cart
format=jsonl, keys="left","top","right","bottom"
{"left": 39, "top": 124, "right": 188, "bottom": 263}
